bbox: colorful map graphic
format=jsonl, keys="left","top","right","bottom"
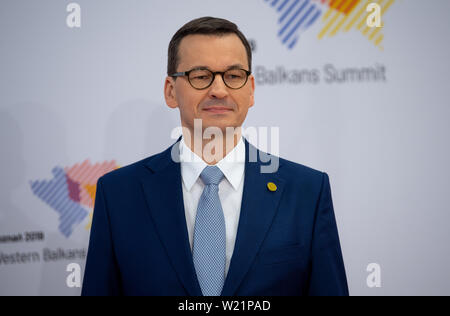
{"left": 30, "top": 160, "right": 119, "bottom": 238}
{"left": 265, "top": 0, "right": 395, "bottom": 49}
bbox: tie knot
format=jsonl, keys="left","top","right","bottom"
{"left": 200, "top": 165, "right": 224, "bottom": 186}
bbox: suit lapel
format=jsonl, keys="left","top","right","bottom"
{"left": 140, "top": 140, "right": 203, "bottom": 296}
{"left": 221, "top": 139, "right": 285, "bottom": 296}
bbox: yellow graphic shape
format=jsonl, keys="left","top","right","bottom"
{"left": 84, "top": 183, "right": 97, "bottom": 207}
{"left": 318, "top": 0, "right": 395, "bottom": 49}
{"left": 84, "top": 184, "right": 96, "bottom": 231}
{"left": 85, "top": 212, "right": 93, "bottom": 231}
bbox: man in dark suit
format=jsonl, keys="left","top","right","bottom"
{"left": 82, "top": 17, "right": 348, "bottom": 296}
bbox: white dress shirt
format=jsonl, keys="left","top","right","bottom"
{"left": 179, "top": 136, "right": 245, "bottom": 277}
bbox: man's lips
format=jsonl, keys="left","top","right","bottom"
{"left": 202, "top": 106, "right": 233, "bottom": 113}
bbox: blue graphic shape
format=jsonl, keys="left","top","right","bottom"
{"left": 30, "top": 167, "right": 88, "bottom": 238}
{"left": 265, "top": 0, "right": 323, "bottom": 49}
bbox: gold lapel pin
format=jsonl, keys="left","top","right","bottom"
{"left": 267, "top": 182, "right": 277, "bottom": 192}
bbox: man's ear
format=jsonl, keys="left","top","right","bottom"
{"left": 164, "top": 76, "right": 178, "bottom": 109}
{"left": 248, "top": 74, "right": 255, "bottom": 108}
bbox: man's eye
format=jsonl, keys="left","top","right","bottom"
{"left": 193, "top": 75, "right": 210, "bottom": 80}
{"left": 226, "top": 74, "right": 243, "bottom": 79}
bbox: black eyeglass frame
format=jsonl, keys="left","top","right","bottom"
{"left": 170, "top": 67, "right": 252, "bottom": 90}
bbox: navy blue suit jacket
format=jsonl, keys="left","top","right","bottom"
{"left": 82, "top": 138, "right": 348, "bottom": 296}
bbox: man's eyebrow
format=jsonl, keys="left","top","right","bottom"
{"left": 188, "top": 64, "right": 246, "bottom": 71}
{"left": 189, "top": 66, "right": 210, "bottom": 71}
{"left": 226, "top": 64, "right": 246, "bottom": 70}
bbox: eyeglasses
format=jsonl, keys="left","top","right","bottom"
{"left": 170, "top": 67, "right": 251, "bottom": 90}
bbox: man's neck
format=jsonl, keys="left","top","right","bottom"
{"left": 182, "top": 128, "right": 242, "bottom": 165}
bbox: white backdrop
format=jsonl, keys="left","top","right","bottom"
{"left": 1, "top": 0, "right": 450, "bottom": 295}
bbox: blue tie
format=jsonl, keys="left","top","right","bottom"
{"left": 192, "top": 165, "right": 226, "bottom": 296}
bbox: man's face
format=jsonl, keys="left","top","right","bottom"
{"left": 164, "top": 34, "right": 255, "bottom": 135}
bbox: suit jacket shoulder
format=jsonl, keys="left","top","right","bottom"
{"left": 98, "top": 143, "right": 172, "bottom": 187}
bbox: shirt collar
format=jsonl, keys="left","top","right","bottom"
{"left": 179, "top": 136, "right": 245, "bottom": 191}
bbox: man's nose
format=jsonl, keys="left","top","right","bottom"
{"left": 208, "top": 74, "right": 228, "bottom": 99}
